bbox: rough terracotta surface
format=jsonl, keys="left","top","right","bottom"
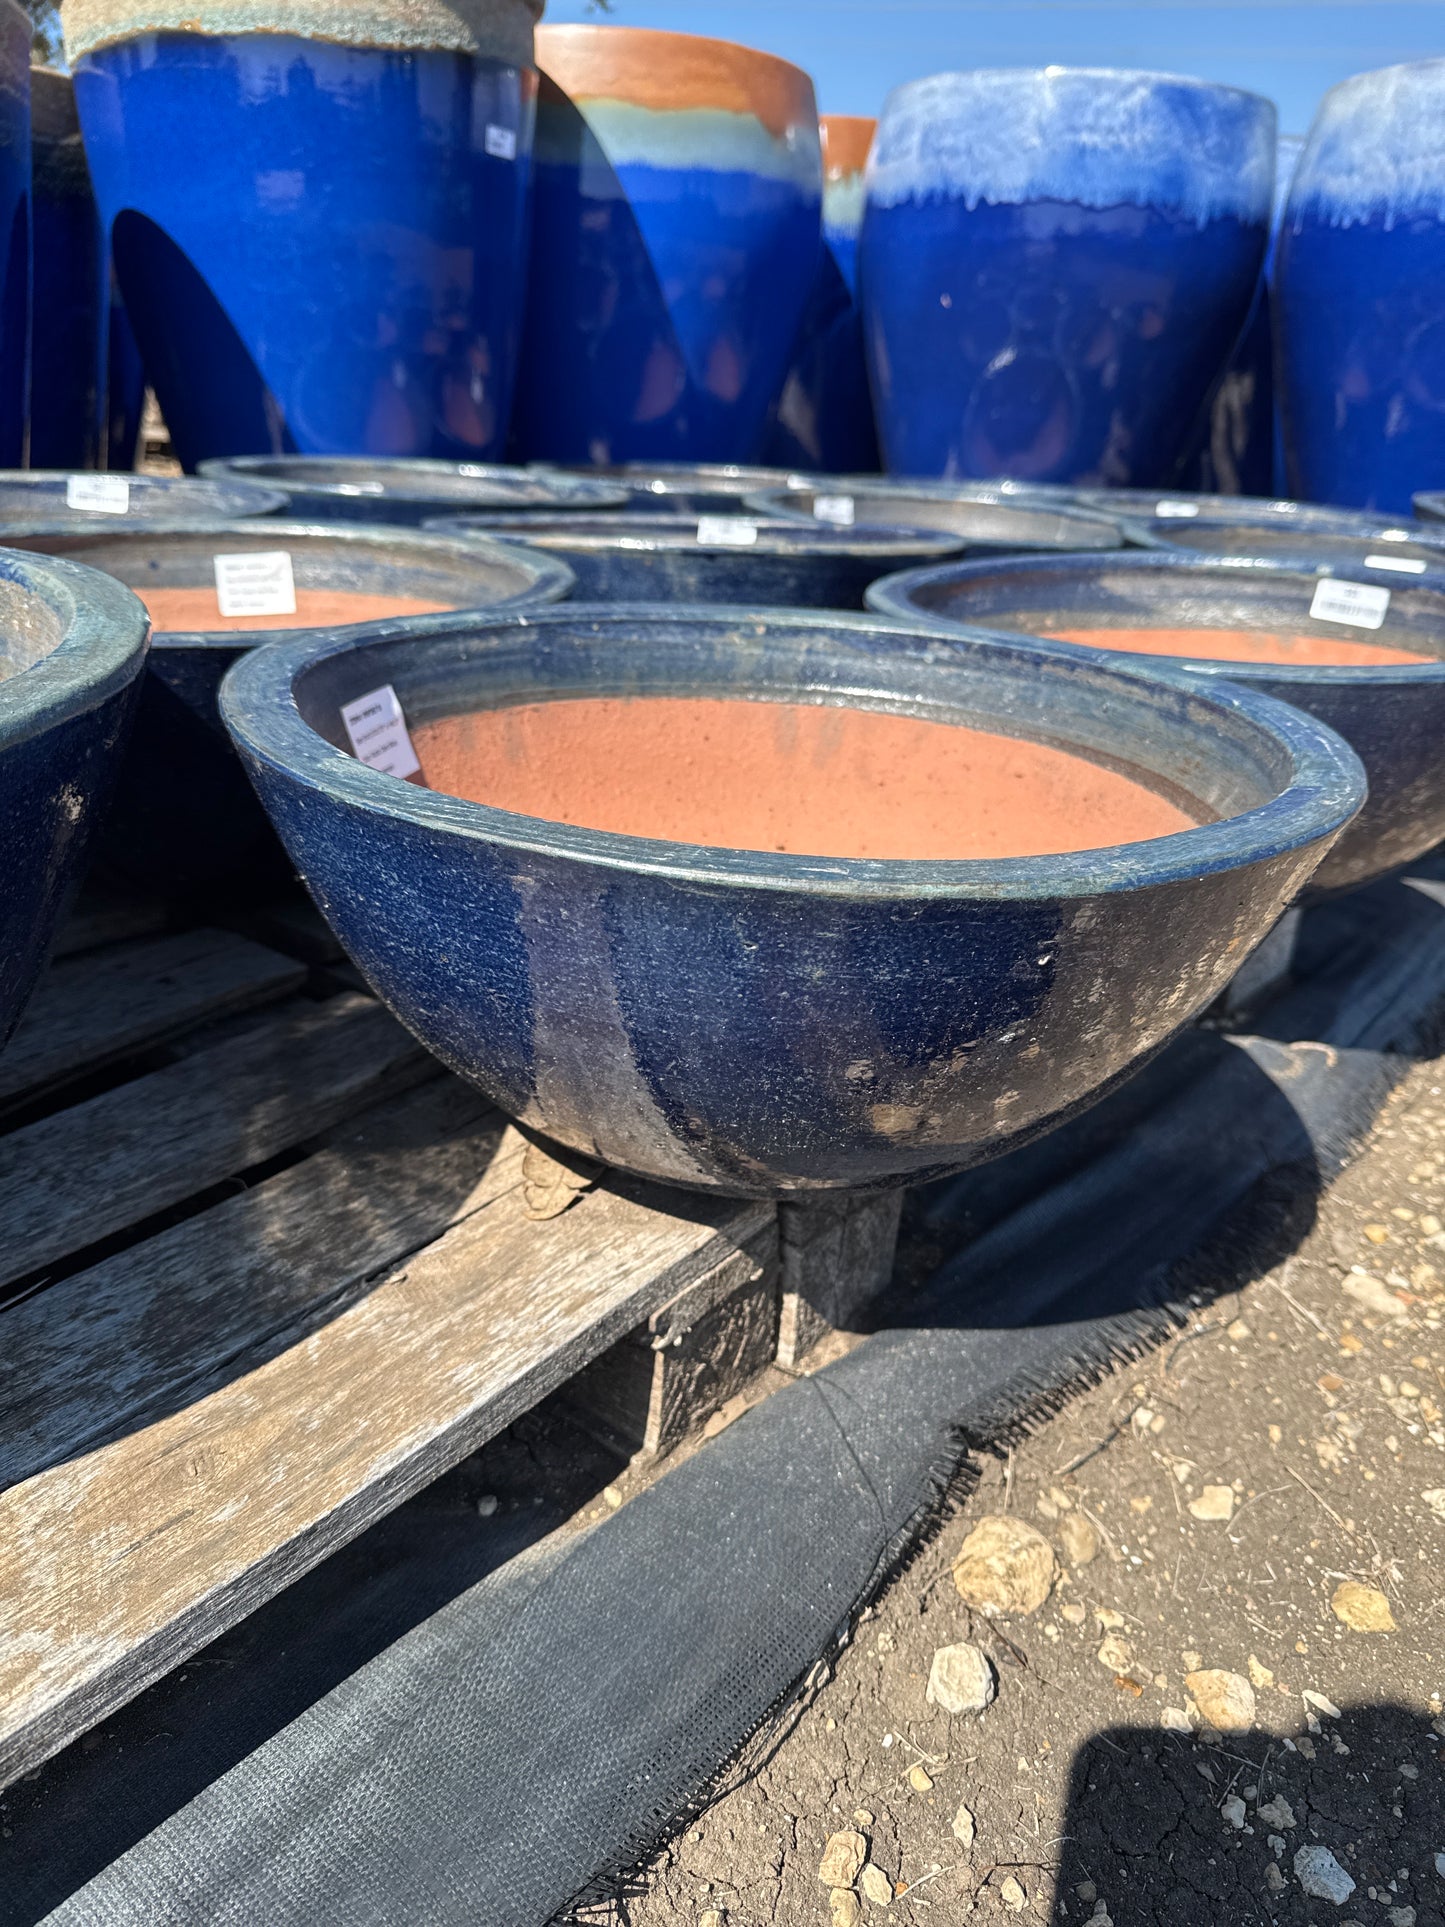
{"left": 412, "top": 695, "right": 1199, "bottom": 859}
{"left": 137, "top": 587, "right": 453, "bottom": 634}
{"left": 1052, "top": 624, "right": 1425, "bottom": 668}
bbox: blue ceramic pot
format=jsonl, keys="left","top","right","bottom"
{"left": 1050, "top": 487, "right": 1417, "bottom": 535}
{"left": 867, "top": 548, "right": 1445, "bottom": 896}
{"left": 426, "top": 511, "right": 965, "bottom": 607}
{"left": 219, "top": 603, "right": 1359, "bottom": 1196}
{"left": 2, "top": 518, "right": 571, "bottom": 897}
{"left": 765, "top": 113, "right": 879, "bottom": 475}
{"left": 30, "top": 68, "right": 106, "bottom": 470}
{"left": 746, "top": 482, "right": 1124, "bottom": 554}
{"left": 0, "top": 471, "right": 286, "bottom": 525}
{"left": 541, "top": 460, "right": 823, "bottom": 516}
{"left": 1276, "top": 62, "right": 1445, "bottom": 514}
{"left": 861, "top": 69, "right": 1275, "bottom": 486}
{"left": 0, "top": 7, "right": 27, "bottom": 467}
{"left": 70, "top": 0, "right": 541, "bottom": 470}
{"left": 512, "top": 25, "right": 823, "bottom": 467}
{"left": 1416, "top": 494, "right": 1445, "bottom": 524}
{"left": 1125, "top": 515, "right": 1445, "bottom": 578}
{"left": 0, "top": 547, "right": 150, "bottom": 1045}
{"left": 196, "top": 455, "right": 627, "bottom": 526}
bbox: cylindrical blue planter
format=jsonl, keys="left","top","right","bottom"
{"left": 512, "top": 24, "right": 823, "bottom": 467}
{"left": 70, "top": 0, "right": 541, "bottom": 470}
{"left": 766, "top": 113, "right": 879, "bottom": 475}
{"left": 196, "top": 455, "right": 628, "bottom": 524}
{"left": 30, "top": 68, "right": 107, "bottom": 471}
{"left": 219, "top": 603, "right": 1359, "bottom": 1195}
{"left": 746, "top": 482, "right": 1124, "bottom": 554}
{"left": 0, "top": 8, "right": 28, "bottom": 468}
{"left": 0, "top": 470, "right": 286, "bottom": 523}
{"left": 1277, "top": 62, "right": 1445, "bottom": 514}
{"left": 426, "top": 510, "right": 965, "bottom": 607}
{"left": 860, "top": 69, "right": 1275, "bottom": 487}
{"left": 0, "top": 547, "right": 150, "bottom": 1046}
{"left": 867, "top": 548, "right": 1445, "bottom": 896}
{"left": 1, "top": 517, "right": 572, "bottom": 897}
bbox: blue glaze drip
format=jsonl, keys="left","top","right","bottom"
{"left": 74, "top": 33, "right": 535, "bottom": 469}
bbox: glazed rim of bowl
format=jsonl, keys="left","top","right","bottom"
{"left": 196, "top": 456, "right": 629, "bottom": 510}
{"left": 1078, "top": 490, "right": 1424, "bottom": 535}
{"left": 0, "top": 471, "right": 290, "bottom": 515}
{"left": 743, "top": 486, "right": 1123, "bottom": 552}
{"left": 885, "top": 65, "right": 1273, "bottom": 109}
{"left": 0, "top": 547, "right": 150, "bottom": 748}
{"left": 1119, "top": 516, "right": 1445, "bottom": 565}
{"left": 0, "top": 519, "right": 576, "bottom": 648}
{"left": 423, "top": 512, "right": 969, "bottom": 558}
{"left": 218, "top": 603, "right": 1363, "bottom": 902}
{"left": 865, "top": 549, "right": 1445, "bottom": 686}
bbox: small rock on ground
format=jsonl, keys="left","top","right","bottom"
{"left": 925, "top": 1640, "right": 996, "bottom": 1714}
{"left": 1294, "top": 1844, "right": 1356, "bottom": 1904}
{"left": 1184, "top": 1667, "right": 1256, "bottom": 1733}
{"left": 818, "top": 1830, "right": 867, "bottom": 1888}
{"left": 950, "top": 1513, "right": 1058, "bottom": 1615}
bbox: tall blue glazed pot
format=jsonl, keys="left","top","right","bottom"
{"left": 0, "top": 6, "right": 27, "bottom": 469}
{"left": 860, "top": 69, "right": 1275, "bottom": 487}
{"left": 766, "top": 113, "right": 879, "bottom": 475}
{"left": 30, "top": 68, "right": 105, "bottom": 470}
{"left": 1276, "top": 62, "right": 1445, "bottom": 515}
{"left": 512, "top": 24, "right": 823, "bottom": 467}
{"left": 67, "top": 0, "right": 541, "bottom": 471}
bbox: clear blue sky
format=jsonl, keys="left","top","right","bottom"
{"left": 540, "top": 1, "right": 1444, "bottom": 137}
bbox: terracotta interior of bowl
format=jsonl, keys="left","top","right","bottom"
{"left": 0, "top": 575, "right": 66, "bottom": 682}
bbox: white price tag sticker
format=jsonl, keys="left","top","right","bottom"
{"left": 695, "top": 515, "right": 758, "bottom": 547}
{"left": 1364, "top": 552, "right": 1429, "bottom": 575}
{"left": 812, "top": 494, "right": 855, "bottom": 527}
{"left": 65, "top": 473, "right": 130, "bottom": 514}
{"left": 341, "top": 683, "right": 421, "bottom": 779}
{"left": 213, "top": 550, "right": 297, "bottom": 619}
{"left": 484, "top": 123, "right": 517, "bottom": 160}
{"left": 1154, "top": 499, "right": 1201, "bottom": 519}
{"left": 1309, "top": 577, "right": 1391, "bottom": 629}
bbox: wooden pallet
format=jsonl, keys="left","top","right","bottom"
{"left": 0, "top": 910, "right": 822, "bottom": 1790}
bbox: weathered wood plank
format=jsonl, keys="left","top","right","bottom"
{"left": 775, "top": 1191, "right": 903, "bottom": 1368}
{"left": 0, "top": 1076, "right": 519, "bottom": 1491}
{"left": 0, "top": 993, "right": 431, "bottom": 1287}
{"left": 0, "top": 1178, "right": 771, "bottom": 1786}
{"left": 0, "top": 930, "right": 305, "bottom": 1106}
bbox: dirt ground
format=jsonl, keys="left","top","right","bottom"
{"left": 613, "top": 1057, "right": 1445, "bottom": 1927}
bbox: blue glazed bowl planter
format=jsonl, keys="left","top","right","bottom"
{"left": 1413, "top": 493, "right": 1445, "bottom": 526}
{"left": 426, "top": 511, "right": 968, "bottom": 607}
{"left": 860, "top": 69, "right": 1276, "bottom": 487}
{"left": 70, "top": 0, "right": 542, "bottom": 470}
{"left": 0, "top": 548, "right": 150, "bottom": 1046}
{"left": 0, "top": 471, "right": 287, "bottom": 526}
{"left": 512, "top": 25, "right": 823, "bottom": 467}
{"left": 867, "top": 548, "right": 1445, "bottom": 896}
{"left": 745, "top": 483, "right": 1125, "bottom": 555}
{"left": 219, "top": 604, "right": 1360, "bottom": 1196}
{"left": 1050, "top": 488, "right": 1415, "bottom": 537}
{"left": 1277, "top": 62, "right": 1445, "bottom": 515}
{"left": 1124, "top": 516, "right": 1445, "bottom": 579}
{"left": 541, "top": 462, "right": 824, "bottom": 516}
{"left": 2, "top": 518, "right": 572, "bottom": 897}
{"left": 196, "top": 457, "right": 629, "bottom": 526}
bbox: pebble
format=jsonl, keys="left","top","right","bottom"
{"left": 1294, "top": 1845, "right": 1356, "bottom": 1905}
{"left": 926, "top": 1642, "right": 997, "bottom": 1715}
{"left": 1188, "top": 1485, "right": 1235, "bottom": 1523}
{"left": 1256, "top": 1796, "right": 1296, "bottom": 1830}
{"left": 831, "top": 1892, "right": 863, "bottom": 1927}
{"left": 1265, "top": 1863, "right": 1287, "bottom": 1894}
{"left": 952, "top": 1515, "right": 1058, "bottom": 1616}
{"left": 699, "top": 1913, "right": 724, "bottom": 1927}
{"left": 1388, "top": 1909, "right": 1417, "bottom": 1927}
{"left": 1160, "top": 1707, "right": 1194, "bottom": 1733}
{"left": 1061, "top": 1601, "right": 1087, "bottom": 1626}
{"left": 1343, "top": 1272, "right": 1409, "bottom": 1319}
{"left": 907, "top": 1764, "right": 933, "bottom": 1793}
{"left": 818, "top": 1830, "right": 868, "bottom": 1888}
{"left": 1221, "top": 1795, "right": 1247, "bottom": 1829}
{"left": 1330, "top": 1581, "right": 1396, "bottom": 1632}
{"left": 999, "top": 1874, "right": 1027, "bottom": 1912}
{"left": 951, "top": 1803, "right": 976, "bottom": 1852}
{"left": 474, "top": 1494, "right": 499, "bottom": 1518}
{"left": 1248, "top": 1655, "right": 1275, "bottom": 1688}
{"left": 1303, "top": 1689, "right": 1343, "bottom": 1719}
{"left": 1096, "top": 1633, "right": 1134, "bottom": 1674}
{"left": 853, "top": 1809, "right": 874, "bottom": 1828}
{"left": 1185, "top": 1669, "right": 1256, "bottom": 1733}
{"left": 1094, "top": 1608, "right": 1126, "bottom": 1630}
{"left": 1059, "top": 1511, "right": 1100, "bottom": 1567}
{"left": 860, "top": 1863, "right": 894, "bottom": 1907}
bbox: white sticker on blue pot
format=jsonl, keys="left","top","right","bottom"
{"left": 341, "top": 683, "right": 421, "bottom": 779}
{"left": 66, "top": 473, "right": 130, "bottom": 514}
{"left": 1309, "top": 578, "right": 1391, "bottom": 629}
{"left": 696, "top": 516, "right": 758, "bottom": 547}
{"left": 1154, "top": 499, "right": 1200, "bottom": 518}
{"left": 1364, "top": 553, "right": 1429, "bottom": 575}
{"left": 484, "top": 123, "right": 517, "bottom": 161}
{"left": 213, "top": 550, "right": 297, "bottom": 619}
{"left": 812, "top": 494, "right": 855, "bottom": 526}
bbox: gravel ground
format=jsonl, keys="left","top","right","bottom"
{"left": 613, "top": 1057, "right": 1445, "bottom": 1927}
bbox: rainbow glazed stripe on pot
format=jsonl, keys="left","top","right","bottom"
{"left": 766, "top": 114, "right": 879, "bottom": 475}
{"left": 66, "top": 0, "right": 541, "bottom": 470}
{"left": 511, "top": 25, "right": 823, "bottom": 467}
{"left": 860, "top": 69, "right": 1276, "bottom": 488}
{"left": 1276, "top": 62, "right": 1445, "bottom": 515}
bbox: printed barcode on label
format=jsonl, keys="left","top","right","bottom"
{"left": 484, "top": 123, "right": 517, "bottom": 160}
{"left": 1364, "top": 553, "right": 1429, "bottom": 575}
{"left": 341, "top": 683, "right": 421, "bottom": 779}
{"left": 213, "top": 550, "right": 297, "bottom": 618}
{"left": 66, "top": 473, "right": 130, "bottom": 514}
{"left": 696, "top": 516, "right": 758, "bottom": 547}
{"left": 812, "top": 494, "right": 855, "bottom": 526}
{"left": 1154, "top": 499, "right": 1201, "bottom": 518}
{"left": 1309, "top": 577, "right": 1391, "bottom": 629}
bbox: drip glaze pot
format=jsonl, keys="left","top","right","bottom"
{"left": 220, "top": 604, "right": 1359, "bottom": 1196}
